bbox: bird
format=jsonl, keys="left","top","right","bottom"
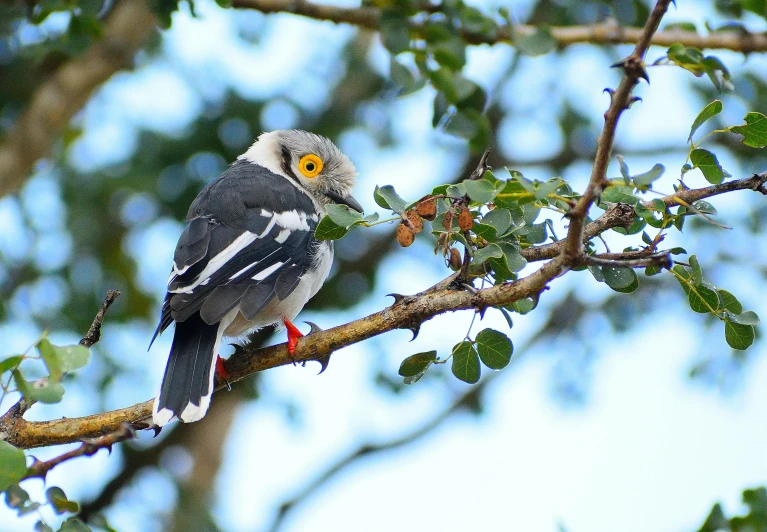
{"left": 151, "top": 130, "right": 362, "bottom": 427}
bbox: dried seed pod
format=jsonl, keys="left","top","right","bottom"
{"left": 442, "top": 211, "right": 454, "bottom": 230}
{"left": 415, "top": 197, "right": 437, "bottom": 221}
{"left": 458, "top": 207, "right": 474, "bottom": 231}
{"left": 449, "top": 247, "right": 462, "bottom": 271}
{"left": 405, "top": 210, "right": 424, "bottom": 234}
{"left": 396, "top": 222, "right": 415, "bottom": 247}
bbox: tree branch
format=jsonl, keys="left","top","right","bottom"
{"left": 23, "top": 423, "right": 135, "bottom": 481}
{"left": 0, "top": 0, "right": 156, "bottom": 198}
{"left": 231, "top": 0, "right": 767, "bottom": 52}
{"left": 561, "top": 0, "right": 672, "bottom": 262}
{"left": 80, "top": 290, "right": 121, "bottom": 348}
{"left": 2, "top": 169, "right": 765, "bottom": 450}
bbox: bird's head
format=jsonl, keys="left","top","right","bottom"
{"left": 241, "top": 130, "right": 362, "bottom": 213}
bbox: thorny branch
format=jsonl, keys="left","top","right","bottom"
{"left": 560, "top": 0, "right": 671, "bottom": 263}
{"left": 1, "top": 169, "right": 766, "bottom": 449}
{"left": 231, "top": 0, "right": 767, "bottom": 52}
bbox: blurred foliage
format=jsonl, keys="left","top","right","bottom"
{"left": 1, "top": 0, "right": 767, "bottom": 529}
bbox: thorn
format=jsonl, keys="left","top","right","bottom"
{"left": 628, "top": 96, "right": 642, "bottom": 108}
{"left": 477, "top": 306, "right": 487, "bottom": 319}
{"left": 152, "top": 425, "right": 163, "bottom": 438}
{"left": 303, "top": 321, "right": 324, "bottom": 335}
{"left": 469, "top": 148, "right": 492, "bottom": 180}
{"left": 407, "top": 324, "right": 421, "bottom": 341}
{"left": 387, "top": 293, "right": 407, "bottom": 305}
{"left": 316, "top": 354, "right": 332, "bottom": 375}
{"left": 229, "top": 343, "right": 246, "bottom": 356}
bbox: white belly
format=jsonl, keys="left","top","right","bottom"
{"left": 223, "top": 241, "right": 333, "bottom": 337}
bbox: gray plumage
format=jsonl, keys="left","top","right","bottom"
{"left": 152, "top": 130, "right": 360, "bottom": 426}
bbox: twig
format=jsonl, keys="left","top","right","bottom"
{"left": 580, "top": 251, "right": 672, "bottom": 270}
{"left": 561, "top": 0, "right": 672, "bottom": 262}
{"left": 23, "top": 423, "right": 135, "bottom": 481}
{"left": 231, "top": 0, "right": 767, "bottom": 53}
{"left": 80, "top": 290, "right": 121, "bottom": 348}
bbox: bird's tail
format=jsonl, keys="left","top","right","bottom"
{"left": 152, "top": 312, "right": 223, "bottom": 427}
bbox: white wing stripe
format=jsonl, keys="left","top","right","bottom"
{"left": 170, "top": 231, "right": 258, "bottom": 294}
{"left": 253, "top": 261, "right": 283, "bottom": 281}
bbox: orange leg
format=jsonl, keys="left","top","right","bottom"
{"left": 215, "top": 355, "right": 232, "bottom": 390}
{"left": 283, "top": 316, "right": 304, "bottom": 360}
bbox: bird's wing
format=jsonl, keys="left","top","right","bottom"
{"left": 151, "top": 161, "right": 322, "bottom": 344}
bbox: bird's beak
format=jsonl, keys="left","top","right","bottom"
{"left": 325, "top": 190, "right": 363, "bottom": 213}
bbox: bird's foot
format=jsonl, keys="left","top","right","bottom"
{"left": 282, "top": 317, "right": 304, "bottom": 365}
{"left": 215, "top": 355, "right": 232, "bottom": 391}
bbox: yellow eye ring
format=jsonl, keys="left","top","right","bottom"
{"left": 298, "top": 154, "right": 323, "bottom": 178}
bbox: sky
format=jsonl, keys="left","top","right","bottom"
{"left": 2, "top": 0, "right": 767, "bottom": 530}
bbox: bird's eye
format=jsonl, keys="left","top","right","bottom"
{"left": 298, "top": 154, "right": 323, "bottom": 178}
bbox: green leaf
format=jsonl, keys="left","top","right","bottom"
{"left": 58, "top": 517, "right": 91, "bottom": 532}
{"left": 431, "top": 35, "right": 466, "bottom": 71}
{"left": 380, "top": 10, "right": 410, "bottom": 54}
{"left": 325, "top": 204, "right": 364, "bottom": 228}
{"left": 515, "top": 27, "right": 556, "bottom": 56}
{"left": 314, "top": 216, "right": 349, "bottom": 240}
{"left": 498, "top": 307, "right": 513, "bottom": 329}
{"left": 398, "top": 351, "right": 437, "bottom": 378}
{"left": 690, "top": 148, "right": 731, "bottom": 184}
{"left": 692, "top": 200, "right": 717, "bottom": 215}
{"left": 602, "top": 266, "right": 634, "bottom": 290}
{"left": 508, "top": 297, "right": 536, "bottom": 314}
{"left": 688, "top": 100, "right": 722, "bottom": 141}
{"left": 725, "top": 321, "right": 755, "bottom": 350}
{"left": 5, "top": 484, "right": 39, "bottom": 516}
{"left": 475, "top": 329, "right": 513, "bottom": 370}
{"left": 0, "top": 441, "right": 26, "bottom": 492}
{"left": 482, "top": 209, "right": 511, "bottom": 234}
{"left": 601, "top": 185, "right": 639, "bottom": 204}
{"left": 667, "top": 43, "right": 705, "bottom": 75}
{"left": 689, "top": 255, "right": 703, "bottom": 286}
{"left": 718, "top": 290, "right": 743, "bottom": 314}
{"left": 390, "top": 57, "right": 415, "bottom": 88}
{"left": 451, "top": 341, "right": 480, "bottom": 384}
{"left": 464, "top": 179, "right": 496, "bottom": 203}
{"left": 0, "top": 355, "right": 23, "bottom": 374}
{"left": 47, "top": 487, "right": 79, "bottom": 515}
{"left": 728, "top": 310, "right": 760, "bottom": 326}
{"left": 38, "top": 339, "right": 62, "bottom": 381}
{"left": 499, "top": 242, "right": 527, "bottom": 272}
{"left": 374, "top": 185, "right": 407, "bottom": 213}
{"left": 633, "top": 163, "right": 665, "bottom": 188}
{"left": 688, "top": 284, "right": 720, "bottom": 313}
{"left": 473, "top": 223, "right": 497, "bottom": 242}
{"left": 12, "top": 370, "right": 65, "bottom": 403}
{"left": 472, "top": 243, "right": 503, "bottom": 265}
{"left": 35, "top": 521, "right": 54, "bottom": 532}
{"left": 444, "top": 109, "right": 480, "bottom": 139}
{"left": 729, "top": 112, "right": 767, "bottom": 148}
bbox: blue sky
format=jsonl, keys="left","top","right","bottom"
{"left": 2, "top": 0, "right": 767, "bottom": 530}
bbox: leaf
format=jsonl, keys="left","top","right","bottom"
{"left": 725, "top": 321, "right": 755, "bottom": 350}
{"left": 688, "top": 284, "right": 720, "bottom": 314}
{"left": 475, "top": 329, "right": 513, "bottom": 370}
{"left": 0, "top": 355, "right": 23, "bottom": 374}
{"left": 325, "top": 204, "right": 364, "bottom": 228}
{"left": 379, "top": 10, "right": 410, "bottom": 54}
{"left": 58, "top": 517, "right": 91, "bottom": 532}
{"left": 692, "top": 200, "right": 717, "bottom": 215}
{"left": 390, "top": 57, "right": 415, "bottom": 88}
{"left": 464, "top": 179, "right": 496, "bottom": 203}
{"left": 499, "top": 242, "right": 527, "bottom": 272}
{"left": 718, "top": 290, "right": 743, "bottom": 314}
{"left": 473, "top": 223, "right": 497, "bottom": 242}
{"left": 374, "top": 185, "right": 407, "bottom": 213}
{"left": 690, "top": 148, "right": 731, "bottom": 184}
{"left": 689, "top": 255, "right": 703, "bottom": 286}
{"left": 515, "top": 27, "right": 556, "bottom": 56}
{"left": 398, "top": 351, "right": 437, "bottom": 378}
{"left": 35, "top": 522, "right": 54, "bottom": 532}
{"left": 482, "top": 209, "right": 511, "bottom": 235}
{"left": 688, "top": 100, "right": 722, "bottom": 141}
{"left": 444, "top": 109, "right": 480, "bottom": 139}
{"left": 498, "top": 307, "right": 513, "bottom": 329}
{"left": 314, "top": 216, "right": 349, "bottom": 241}
{"left": 601, "top": 185, "right": 639, "bottom": 204}
{"left": 728, "top": 310, "right": 760, "bottom": 326}
{"left": 602, "top": 266, "right": 634, "bottom": 290}
{"left": 0, "top": 441, "right": 26, "bottom": 492}
{"left": 729, "top": 112, "right": 767, "bottom": 148}
{"left": 473, "top": 243, "right": 504, "bottom": 265}
{"left": 38, "top": 339, "right": 62, "bottom": 381}
{"left": 46, "top": 487, "right": 79, "bottom": 515}
{"left": 632, "top": 163, "right": 665, "bottom": 188}
{"left": 451, "top": 342, "right": 480, "bottom": 384}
